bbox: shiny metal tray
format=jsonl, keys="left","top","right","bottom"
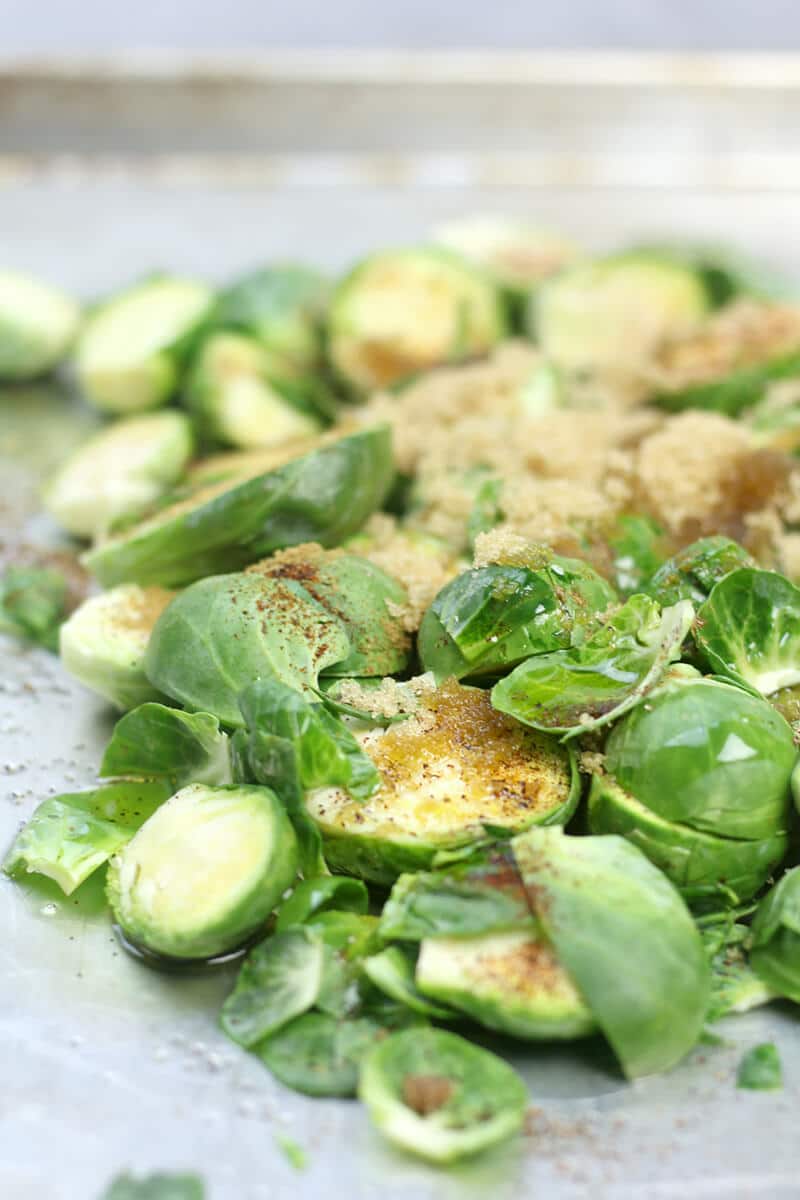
{"left": 2, "top": 52, "right": 800, "bottom": 1200}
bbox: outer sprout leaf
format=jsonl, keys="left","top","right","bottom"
{"left": 100, "top": 1172, "right": 204, "bottom": 1200}
{"left": 221, "top": 927, "right": 324, "bottom": 1047}
{"left": 491, "top": 596, "right": 693, "bottom": 738}
{"left": 512, "top": 826, "right": 710, "bottom": 1078}
{"left": 3, "top": 780, "right": 172, "bottom": 895}
{"left": 275, "top": 876, "right": 368, "bottom": 931}
{"left": 750, "top": 866, "right": 800, "bottom": 1004}
{"left": 100, "top": 704, "right": 231, "bottom": 788}
{"left": 646, "top": 536, "right": 755, "bottom": 608}
{"left": 358, "top": 1028, "right": 528, "bottom": 1164}
{"left": 737, "top": 1043, "right": 783, "bottom": 1091}
{"left": 363, "top": 945, "right": 456, "bottom": 1018}
{"left": 607, "top": 515, "right": 667, "bottom": 597}
{"left": 701, "top": 921, "right": 774, "bottom": 1022}
{"left": 695, "top": 568, "right": 800, "bottom": 695}
{"left": 0, "top": 564, "right": 70, "bottom": 651}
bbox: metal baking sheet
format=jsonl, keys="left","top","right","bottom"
{"left": 2, "top": 52, "right": 800, "bottom": 1200}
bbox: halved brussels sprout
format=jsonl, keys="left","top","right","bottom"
{"left": 0, "top": 270, "right": 81, "bottom": 379}
{"left": 645, "top": 535, "right": 755, "bottom": 607}
{"left": 303, "top": 679, "right": 579, "bottom": 884}
{"left": 75, "top": 276, "right": 215, "bottom": 413}
{"left": 82, "top": 426, "right": 394, "bottom": 588}
{"left": 184, "top": 332, "right": 325, "bottom": 450}
{"left": 359, "top": 1028, "right": 528, "bottom": 1164}
{"left": 651, "top": 300, "right": 800, "bottom": 415}
{"left": 100, "top": 703, "right": 231, "bottom": 790}
{"left": 327, "top": 248, "right": 507, "bottom": 392}
{"left": 3, "top": 779, "right": 172, "bottom": 895}
{"left": 215, "top": 263, "right": 329, "bottom": 376}
{"left": 531, "top": 252, "right": 709, "bottom": 371}
{"left": 43, "top": 411, "right": 195, "bottom": 540}
{"left": 418, "top": 552, "right": 616, "bottom": 682}
{"left": 695, "top": 568, "right": 800, "bottom": 696}
{"left": 107, "top": 783, "right": 299, "bottom": 959}
{"left": 512, "top": 826, "right": 710, "bottom": 1078}
{"left": 588, "top": 775, "right": 788, "bottom": 904}
{"left": 602, "top": 675, "right": 795, "bottom": 842}
{"left": 416, "top": 925, "right": 596, "bottom": 1039}
{"left": 491, "top": 594, "right": 693, "bottom": 738}
{"left": 750, "top": 866, "right": 800, "bottom": 1004}
{"left": 59, "top": 583, "right": 175, "bottom": 710}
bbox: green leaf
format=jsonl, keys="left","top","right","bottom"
{"left": 607, "top": 514, "right": 666, "bottom": 597}
{"left": 100, "top": 703, "right": 231, "bottom": 788}
{"left": 491, "top": 595, "right": 693, "bottom": 738}
{"left": 221, "top": 926, "right": 324, "bottom": 1047}
{"left": 275, "top": 875, "right": 368, "bottom": 931}
{"left": 144, "top": 572, "right": 351, "bottom": 727}
{"left": 750, "top": 866, "right": 800, "bottom": 1004}
{"left": 363, "top": 945, "right": 455, "bottom": 1018}
{"left": 3, "top": 780, "right": 172, "bottom": 895}
{"left": 646, "top": 536, "right": 755, "bottom": 608}
{"left": 701, "top": 921, "right": 774, "bottom": 1022}
{"left": 512, "top": 826, "right": 710, "bottom": 1078}
{"left": 0, "top": 564, "right": 70, "bottom": 651}
{"left": 100, "top": 1173, "right": 204, "bottom": 1200}
{"left": 736, "top": 1042, "right": 783, "bottom": 1090}
{"left": 695, "top": 568, "right": 800, "bottom": 696}
{"left": 273, "top": 1132, "right": 309, "bottom": 1171}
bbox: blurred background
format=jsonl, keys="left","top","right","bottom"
{"left": 2, "top": 0, "right": 800, "bottom": 52}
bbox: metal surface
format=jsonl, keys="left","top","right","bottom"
{"left": 2, "top": 53, "right": 800, "bottom": 1200}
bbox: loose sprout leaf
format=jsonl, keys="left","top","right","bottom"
{"left": 378, "top": 845, "right": 531, "bottom": 941}
{"left": 274, "top": 1132, "right": 309, "bottom": 1171}
{"left": 312, "top": 686, "right": 412, "bottom": 727}
{"left": 275, "top": 875, "right": 368, "bottom": 931}
{"left": 144, "top": 573, "right": 351, "bottom": 728}
{"left": 645, "top": 536, "right": 755, "bottom": 608}
{"left": 215, "top": 264, "right": 329, "bottom": 373}
{"left": 695, "top": 568, "right": 800, "bottom": 696}
{"left": 363, "top": 945, "right": 456, "bottom": 1019}
{"left": 512, "top": 826, "right": 710, "bottom": 1078}
{"left": 307, "top": 910, "right": 383, "bottom": 1018}
{"left": 736, "top": 1043, "right": 783, "bottom": 1091}
{"left": 750, "top": 866, "right": 800, "bottom": 1004}
{"left": 3, "top": 780, "right": 172, "bottom": 895}
{"left": 358, "top": 1027, "right": 528, "bottom": 1164}
{"left": 221, "top": 927, "right": 324, "bottom": 1047}
{"left": 418, "top": 557, "right": 616, "bottom": 681}
{"left": 100, "top": 704, "right": 231, "bottom": 788}
{"left": 491, "top": 595, "right": 694, "bottom": 738}
{"left": 607, "top": 514, "right": 667, "bottom": 597}
{"left": 0, "top": 564, "right": 70, "bottom": 651}
{"left": 100, "top": 1172, "right": 205, "bottom": 1200}
{"left": 701, "top": 921, "right": 774, "bottom": 1022}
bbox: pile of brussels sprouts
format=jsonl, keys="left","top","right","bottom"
{"left": 4, "top": 220, "right": 800, "bottom": 1166}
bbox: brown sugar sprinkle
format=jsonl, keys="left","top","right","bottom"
{"left": 402, "top": 1074, "right": 454, "bottom": 1116}
{"left": 334, "top": 675, "right": 436, "bottom": 719}
{"left": 651, "top": 300, "right": 800, "bottom": 389}
{"left": 473, "top": 936, "right": 571, "bottom": 999}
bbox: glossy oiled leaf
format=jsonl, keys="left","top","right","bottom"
{"left": 512, "top": 826, "right": 710, "bottom": 1078}
{"left": 363, "top": 945, "right": 455, "bottom": 1019}
{"left": 100, "top": 703, "right": 231, "bottom": 788}
{"left": 695, "top": 568, "right": 800, "bottom": 696}
{"left": 607, "top": 514, "right": 667, "bottom": 597}
{"left": 491, "top": 595, "right": 693, "bottom": 738}
{"left": 750, "top": 866, "right": 800, "bottom": 1004}
{"left": 221, "top": 927, "right": 324, "bottom": 1047}
{"left": 275, "top": 875, "right": 368, "bottom": 931}
{"left": 645, "top": 536, "right": 755, "bottom": 608}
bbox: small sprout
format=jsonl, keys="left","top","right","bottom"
{"left": 736, "top": 1042, "right": 783, "bottom": 1091}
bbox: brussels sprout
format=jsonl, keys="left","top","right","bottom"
{"left": 416, "top": 925, "right": 596, "bottom": 1039}
{"left": 221, "top": 926, "right": 325, "bottom": 1046}
{"left": 695, "top": 568, "right": 800, "bottom": 696}
{"left": 303, "top": 679, "right": 579, "bottom": 885}
{"left": 44, "top": 411, "right": 195, "bottom": 540}
{"left": 0, "top": 270, "right": 80, "bottom": 379}
{"left": 492, "top": 594, "right": 693, "bottom": 738}
{"left": 378, "top": 844, "right": 531, "bottom": 941}
{"left": 737, "top": 1043, "right": 783, "bottom": 1091}
{"left": 107, "top": 783, "right": 299, "bottom": 960}
{"left": 645, "top": 535, "right": 756, "bottom": 608}
{"left": 82, "top": 426, "right": 394, "bottom": 588}
{"left": 418, "top": 552, "right": 616, "bottom": 682}
{"left": 511, "top": 826, "right": 710, "bottom": 1077}
{"left": 74, "top": 276, "right": 215, "bottom": 413}
{"left": 275, "top": 875, "right": 369, "bottom": 931}
{"left": 184, "top": 332, "right": 325, "bottom": 450}
{"left": 701, "top": 920, "right": 774, "bottom": 1022}
{"left": 101, "top": 1172, "right": 204, "bottom": 1200}
{"left": 363, "top": 945, "right": 455, "bottom": 1019}
{"left": 530, "top": 252, "right": 709, "bottom": 371}
{"left": 651, "top": 301, "right": 800, "bottom": 415}
{"left": 0, "top": 564, "right": 72, "bottom": 651}
{"left": 59, "top": 583, "right": 175, "bottom": 710}
{"left": 215, "top": 264, "right": 329, "bottom": 376}
{"left": 603, "top": 675, "right": 796, "bottom": 842}
{"left": 750, "top": 866, "right": 800, "bottom": 1004}
{"left": 327, "top": 248, "right": 507, "bottom": 393}
{"left": 145, "top": 573, "right": 350, "bottom": 728}
{"left": 359, "top": 1028, "right": 528, "bottom": 1164}
{"left": 3, "top": 780, "right": 171, "bottom": 895}
{"left": 588, "top": 775, "right": 788, "bottom": 904}
{"left": 99, "top": 703, "right": 231, "bottom": 789}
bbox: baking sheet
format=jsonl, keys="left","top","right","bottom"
{"left": 2, "top": 53, "right": 800, "bottom": 1200}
